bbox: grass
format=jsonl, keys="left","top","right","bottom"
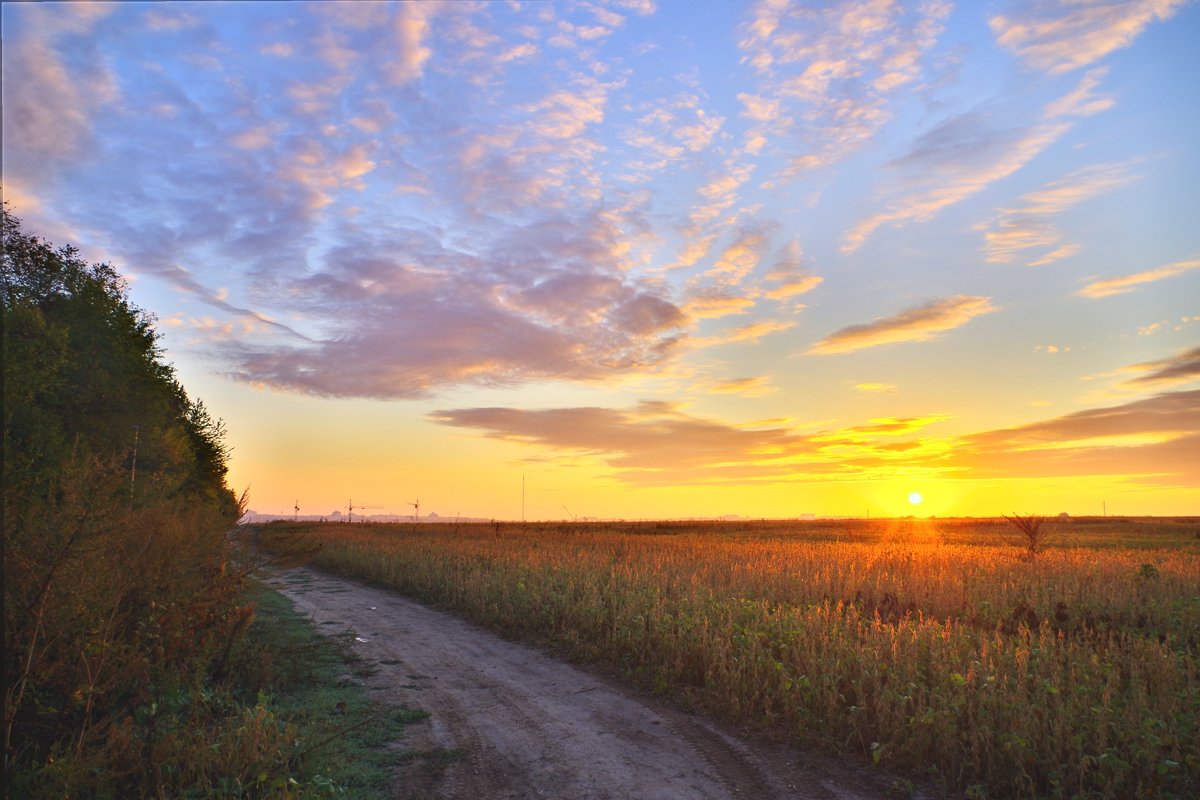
{"left": 223, "top": 582, "right": 427, "bottom": 799}
{"left": 258, "top": 517, "right": 1200, "bottom": 800}
{"left": 9, "top": 578, "right": 423, "bottom": 799}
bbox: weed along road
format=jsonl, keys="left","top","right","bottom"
{"left": 273, "top": 565, "right": 897, "bottom": 800}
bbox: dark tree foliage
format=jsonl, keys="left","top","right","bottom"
{"left": 2, "top": 206, "right": 236, "bottom": 516}
{"left": 3, "top": 206, "right": 249, "bottom": 794}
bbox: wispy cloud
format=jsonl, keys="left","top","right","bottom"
{"left": 761, "top": 239, "right": 821, "bottom": 301}
{"left": 1119, "top": 346, "right": 1200, "bottom": 389}
{"left": 842, "top": 69, "right": 1114, "bottom": 253}
{"left": 807, "top": 296, "right": 998, "bottom": 355}
{"left": 707, "top": 376, "right": 779, "bottom": 397}
{"left": 982, "top": 160, "right": 1136, "bottom": 264}
{"left": 1078, "top": 258, "right": 1200, "bottom": 298}
{"left": 990, "top": 0, "right": 1189, "bottom": 75}
{"left": 682, "top": 288, "right": 757, "bottom": 320}
{"left": 2, "top": 12, "right": 119, "bottom": 184}
{"left": 855, "top": 383, "right": 898, "bottom": 393}
{"left": 690, "top": 318, "right": 796, "bottom": 349}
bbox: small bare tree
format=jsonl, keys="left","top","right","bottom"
{"left": 1004, "top": 513, "right": 1049, "bottom": 561}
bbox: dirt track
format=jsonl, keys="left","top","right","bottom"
{"left": 273, "top": 566, "right": 901, "bottom": 800}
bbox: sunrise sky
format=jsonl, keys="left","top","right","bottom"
{"left": 5, "top": 1, "right": 1198, "bottom": 519}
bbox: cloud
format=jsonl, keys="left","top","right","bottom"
{"left": 842, "top": 70, "right": 1115, "bottom": 252}
{"left": 260, "top": 42, "right": 295, "bottom": 57}
{"left": 982, "top": 160, "right": 1136, "bottom": 264}
{"left": 690, "top": 318, "right": 796, "bottom": 349}
{"left": 682, "top": 288, "right": 757, "bottom": 320}
{"left": 428, "top": 401, "right": 945, "bottom": 485}
{"left": 702, "top": 228, "right": 770, "bottom": 284}
{"left": 1042, "top": 67, "right": 1114, "bottom": 119}
{"left": 1, "top": 18, "right": 119, "bottom": 183}
{"left": 807, "top": 296, "right": 998, "bottom": 355}
{"left": 990, "top": 0, "right": 1188, "bottom": 75}
{"left": 389, "top": 2, "right": 436, "bottom": 84}
{"left": 737, "top": 0, "right": 953, "bottom": 173}
{"left": 1077, "top": 258, "right": 1200, "bottom": 298}
{"left": 855, "top": 383, "right": 897, "bottom": 393}
{"left": 765, "top": 275, "right": 822, "bottom": 300}
{"left": 760, "top": 239, "right": 822, "bottom": 301}
{"left": 432, "top": 390, "right": 1200, "bottom": 488}
{"left": 707, "top": 376, "right": 779, "bottom": 397}
{"left": 1120, "top": 347, "right": 1200, "bottom": 388}
{"left": 221, "top": 213, "right": 687, "bottom": 399}
{"left": 953, "top": 390, "right": 1200, "bottom": 484}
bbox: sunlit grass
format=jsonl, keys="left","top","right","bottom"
{"left": 259, "top": 517, "right": 1200, "bottom": 799}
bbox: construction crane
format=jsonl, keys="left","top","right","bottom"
{"left": 408, "top": 499, "right": 420, "bottom": 523}
{"left": 347, "top": 499, "right": 383, "bottom": 522}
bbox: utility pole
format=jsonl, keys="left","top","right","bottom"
{"left": 129, "top": 425, "right": 139, "bottom": 505}
{"left": 294, "top": 500, "right": 299, "bottom": 521}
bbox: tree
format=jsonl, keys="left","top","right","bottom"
{"left": 3, "top": 206, "right": 248, "bottom": 793}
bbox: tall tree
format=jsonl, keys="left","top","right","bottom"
{"left": 3, "top": 206, "right": 247, "bottom": 792}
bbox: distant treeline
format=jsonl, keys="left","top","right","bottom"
{"left": 3, "top": 206, "right": 252, "bottom": 795}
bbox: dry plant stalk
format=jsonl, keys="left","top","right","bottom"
{"left": 1003, "top": 513, "right": 1049, "bottom": 561}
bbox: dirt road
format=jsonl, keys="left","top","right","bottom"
{"left": 273, "top": 566, "right": 901, "bottom": 800}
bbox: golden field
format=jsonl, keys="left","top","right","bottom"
{"left": 259, "top": 517, "right": 1200, "bottom": 799}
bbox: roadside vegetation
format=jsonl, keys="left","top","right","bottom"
{"left": 260, "top": 516, "right": 1200, "bottom": 800}
{"left": 2, "top": 208, "right": 408, "bottom": 797}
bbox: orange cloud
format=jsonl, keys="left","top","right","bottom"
{"left": 432, "top": 389, "right": 1200, "bottom": 489}
{"left": 1078, "top": 258, "right": 1200, "bottom": 299}
{"left": 691, "top": 318, "right": 796, "bottom": 349}
{"left": 1120, "top": 347, "right": 1200, "bottom": 389}
{"left": 953, "top": 390, "right": 1200, "bottom": 484}
{"left": 765, "top": 274, "right": 821, "bottom": 300}
{"left": 807, "top": 296, "right": 997, "bottom": 355}
{"left": 683, "top": 289, "right": 756, "bottom": 320}
{"left": 707, "top": 376, "right": 779, "bottom": 397}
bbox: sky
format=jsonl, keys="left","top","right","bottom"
{"left": 4, "top": 0, "right": 1198, "bottom": 520}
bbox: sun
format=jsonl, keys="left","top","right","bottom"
{"left": 908, "top": 492, "right": 923, "bottom": 506}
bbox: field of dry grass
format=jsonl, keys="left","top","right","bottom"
{"left": 260, "top": 517, "right": 1200, "bottom": 799}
